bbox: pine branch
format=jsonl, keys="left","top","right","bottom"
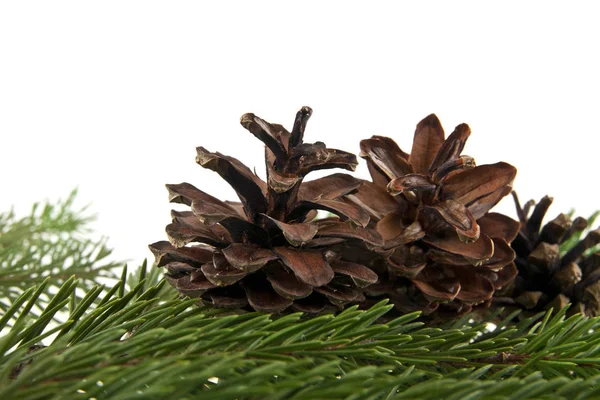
{"left": 2, "top": 192, "right": 600, "bottom": 399}
{"left": 1, "top": 262, "right": 600, "bottom": 399}
{"left": 0, "top": 189, "right": 122, "bottom": 327}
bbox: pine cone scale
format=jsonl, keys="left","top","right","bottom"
{"left": 273, "top": 247, "right": 334, "bottom": 287}
{"left": 265, "top": 264, "right": 313, "bottom": 299}
{"left": 440, "top": 162, "right": 517, "bottom": 207}
{"left": 476, "top": 213, "right": 520, "bottom": 244}
{"left": 429, "top": 123, "right": 471, "bottom": 174}
{"left": 195, "top": 147, "right": 268, "bottom": 217}
{"left": 221, "top": 243, "right": 278, "bottom": 272}
{"left": 297, "top": 173, "right": 363, "bottom": 201}
{"left": 408, "top": 113, "right": 445, "bottom": 175}
{"left": 423, "top": 233, "right": 494, "bottom": 263}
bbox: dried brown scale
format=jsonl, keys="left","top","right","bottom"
{"left": 351, "top": 113, "right": 518, "bottom": 317}
{"left": 150, "top": 107, "right": 383, "bottom": 313}
{"left": 497, "top": 193, "right": 600, "bottom": 317}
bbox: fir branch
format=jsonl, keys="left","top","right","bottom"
{"left": 1, "top": 263, "right": 600, "bottom": 399}
{"left": 0, "top": 189, "right": 122, "bottom": 327}
{"left": 2, "top": 192, "right": 600, "bottom": 399}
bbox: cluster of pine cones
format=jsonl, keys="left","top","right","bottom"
{"left": 149, "top": 107, "right": 600, "bottom": 318}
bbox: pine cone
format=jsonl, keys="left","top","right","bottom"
{"left": 149, "top": 107, "right": 382, "bottom": 314}
{"left": 351, "top": 114, "right": 519, "bottom": 315}
{"left": 495, "top": 193, "right": 600, "bottom": 317}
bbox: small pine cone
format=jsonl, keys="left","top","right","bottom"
{"left": 350, "top": 114, "right": 518, "bottom": 316}
{"left": 150, "top": 107, "right": 381, "bottom": 314}
{"left": 504, "top": 193, "right": 600, "bottom": 316}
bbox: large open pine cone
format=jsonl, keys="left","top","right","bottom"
{"left": 351, "top": 114, "right": 519, "bottom": 315}
{"left": 149, "top": 107, "right": 382, "bottom": 314}
{"left": 494, "top": 193, "right": 600, "bottom": 316}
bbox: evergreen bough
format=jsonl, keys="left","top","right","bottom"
{"left": 1, "top": 194, "right": 599, "bottom": 399}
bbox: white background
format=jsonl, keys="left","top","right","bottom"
{"left": 1, "top": 1, "right": 599, "bottom": 268}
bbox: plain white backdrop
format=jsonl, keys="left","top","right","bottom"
{"left": 1, "top": 1, "right": 599, "bottom": 268}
